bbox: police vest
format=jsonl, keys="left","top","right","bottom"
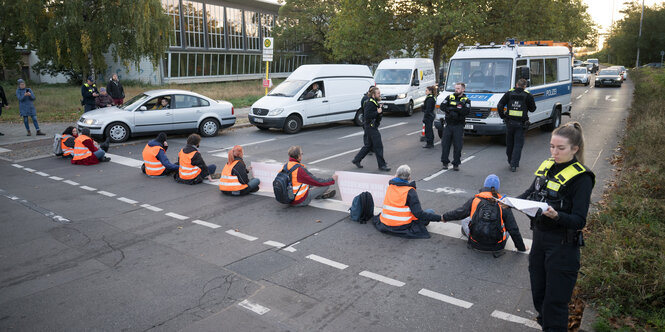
{"left": 530, "top": 158, "right": 595, "bottom": 206}
{"left": 219, "top": 160, "right": 249, "bottom": 192}
{"left": 506, "top": 89, "right": 530, "bottom": 120}
{"left": 445, "top": 94, "right": 469, "bottom": 110}
{"left": 72, "top": 135, "right": 93, "bottom": 161}
{"left": 84, "top": 83, "right": 96, "bottom": 93}
{"left": 380, "top": 184, "right": 417, "bottom": 227}
{"left": 142, "top": 144, "right": 166, "bottom": 176}
{"left": 61, "top": 134, "right": 74, "bottom": 157}
{"left": 178, "top": 149, "right": 202, "bottom": 180}
{"left": 287, "top": 161, "right": 308, "bottom": 201}
{"left": 469, "top": 191, "right": 506, "bottom": 244}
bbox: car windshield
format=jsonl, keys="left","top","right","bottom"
{"left": 374, "top": 69, "right": 412, "bottom": 85}
{"left": 573, "top": 68, "right": 587, "bottom": 74}
{"left": 587, "top": 59, "right": 599, "bottom": 64}
{"left": 121, "top": 93, "right": 149, "bottom": 110}
{"left": 268, "top": 80, "right": 308, "bottom": 97}
{"left": 445, "top": 58, "right": 512, "bottom": 93}
{"left": 599, "top": 70, "right": 619, "bottom": 75}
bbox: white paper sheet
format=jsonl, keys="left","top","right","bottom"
{"left": 500, "top": 197, "right": 549, "bottom": 217}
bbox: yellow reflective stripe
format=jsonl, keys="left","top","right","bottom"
{"left": 554, "top": 162, "right": 587, "bottom": 186}
{"left": 534, "top": 159, "right": 555, "bottom": 177}
{"left": 508, "top": 110, "right": 523, "bottom": 116}
{"left": 382, "top": 205, "right": 411, "bottom": 213}
{"left": 380, "top": 213, "right": 413, "bottom": 222}
{"left": 449, "top": 102, "right": 457, "bottom": 105}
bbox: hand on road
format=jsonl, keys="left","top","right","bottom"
{"left": 332, "top": 174, "right": 338, "bottom": 183}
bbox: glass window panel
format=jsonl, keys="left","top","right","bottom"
{"left": 245, "top": 10, "right": 260, "bottom": 50}
{"left": 170, "top": 53, "right": 179, "bottom": 77}
{"left": 162, "top": 0, "right": 182, "bottom": 47}
{"left": 188, "top": 53, "right": 196, "bottom": 77}
{"left": 530, "top": 59, "right": 545, "bottom": 86}
{"left": 211, "top": 54, "right": 218, "bottom": 75}
{"left": 196, "top": 53, "right": 204, "bottom": 76}
{"left": 206, "top": 4, "right": 225, "bottom": 49}
{"left": 182, "top": 1, "right": 204, "bottom": 48}
{"left": 545, "top": 58, "right": 557, "bottom": 84}
{"left": 180, "top": 53, "right": 188, "bottom": 76}
{"left": 227, "top": 8, "right": 243, "bottom": 50}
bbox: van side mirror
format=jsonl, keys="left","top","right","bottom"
{"left": 139, "top": 106, "right": 147, "bottom": 111}
{"left": 413, "top": 79, "right": 420, "bottom": 86}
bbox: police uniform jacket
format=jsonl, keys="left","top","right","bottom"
{"left": 441, "top": 93, "right": 470, "bottom": 125}
{"left": 497, "top": 87, "right": 536, "bottom": 123}
{"left": 363, "top": 97, "right": 382, "bottom": 129}
{"left": 423, "top": 94, "right": 436, "bottom": 120}
{"left": 81, "top": 83, "right": 98, "bottom": 105}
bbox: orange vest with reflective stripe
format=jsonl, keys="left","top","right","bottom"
{"left": 142, "top": 144, "right": 166, "bottom": 176}
{"left": 469, "top": 191, "right": 506, "bottom": 243}
{"left": 178, "top": 149, "right": 201, "bottom": 180}
{"left": 380, "top": 184, "right": 417, "bottom": 226}
{"left": 287, "top": 161, "right": 308, "bottom": 201}
{"left": 219, "top": 160, "right": 248, "bottom": 191}
{"left": 61, "top": 134, "right": 74, "bottom": 156}
{"left": 72, "top": 135, "right": 93, "bottom": 161}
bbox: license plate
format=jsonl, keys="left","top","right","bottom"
{"left": 254, "top": 117, "right": 263, "bottom": 123}
{"left": 464, "top": 124, "right": 473, "bottom": 130}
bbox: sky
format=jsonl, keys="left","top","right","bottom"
{"left": 583, "top": 0, "right": 663, "bottom": 48}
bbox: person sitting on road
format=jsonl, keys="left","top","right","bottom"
{"left": 174, "top": 133, "right": 218, "bottom": 184}
{"left": 141, "top": 132, "right": 178, "bottom": 177}
{"left": 60, "top": 126, "right": 78, "bottom": 158}
{"left": 286, "top": 145, "right": 337, "bottom": 207}
{"left": 219, "top": 145, "right": 260, "bottom": 196}
{"left": 71, "top": 128, "right": 110, "bottom": 165}
{"left": 303, "top": 83, "right": 322, "bottom": 100}
{"left": 442, "top": 174, "right": 527, "bottom": 253}
{"left": 374, "top": 165, "right": 444, "bottom": 239}
{"left": 152, "top": 97, "right": 170, "bottom": 110}
{"left": 95, "top": 87, "right": 114, "bottom": 109}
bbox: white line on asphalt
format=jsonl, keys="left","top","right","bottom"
{"left": 359, "top": 271, "right": 405, "bottom": 287}
{"left": 238, "top": 299, "right": 270, "bottom": 315}
{"left": 192, "top": 219, "right": 221, "bottom": 229}
{"left": 165, "top": 212, "right": 188, "bottom": 220}
{"left": 592, "top": 148, "right": 603, "bottom": 169}
{"left": 140, "top": 203, "right": 163, "bottom": 212}
{"left": 63, "top": 180, "right": 79, "bottom": 186}
{"left": 80, "top": 186, "right": 97, "bottom": 191}
{"left": 106, "top": 153, "right": 144, "bottom": 168}
{"left": 490, "top": 310, "right": 541, "bottom": 329}
{"left": 309, "top": 148, "right": 361, "bottom": 165}
{"left": 117, "top": 197, "right": 139, "bottom": 204}
{"left": 11, "top": 164, "right": 24, "bottom": 168}
{"left": 406, "top": 130, "right": 422, "bottom": 136}
{"left": 576, "top": 95, "right": 582, "bottom": 100}
{"left": 208, "top": 138, "right": 277, "bottom": 153}
{"left": 427, "top": 222, "right": 531, "bottom": 254}
{"left": 263, "top": 240, "right": 286, "bottom": 248}
{"left": 418, "top": 288, "right": 473, "bottom": 309}
{"left": 338, "top": 122, "right": 408, "bottom": 139}
{"left": 49, "top": 176, "right": 64, "bottom": 181}
{"left": 35, "top": 171, "right": 49, "bottom": 177}
{"left": 225, "top": 229, "right": 258, "bottom": 241}
{"left": 584, "top": 89, "right": 589, "bottom": 94}
{"left": 283, "top": 241, "right": 299, "bottom": 252}
{"left": 98, "top": 190, "right": 117, "bottom": 197}
{"left": 423, "top": 156, "right": 475, "bottom": 181}
{"left": 0, "top": 147, "right": 11, "bottom": 153}
{"left": 306, "top": 254, "right": 349, "bottom": 270}
{"left": 23, "top": 167, "right": 36, "bottom": 172}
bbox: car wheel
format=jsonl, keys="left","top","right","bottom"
{"left": 199, "top": 118, "right": 220, "bottom": 137}
{"left": 283, "top": 114, "right": 302, "bottom": 134}
{"left": 256, "top": 125, "right": 270, "bottom": 131}
{"left": 354, "top": 109, "right": 364, "bottom": 126}
{"left": 542, "top": 108, "right": 561, "bottom": 132}
{"left": 405, "top": 101, "right": 414, "bottom": 117}
{"left": 105, "top": 122, "right": 130, "bottom": 143}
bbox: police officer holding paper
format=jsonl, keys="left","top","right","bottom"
{"left": 352, "top": 86, "right": 390, "bottom": 172}
{"left": 440, "top": 82, "right": 470, "bottom": 171}
{"left": 498, "top": 78, "right": 536, "bottom": 172}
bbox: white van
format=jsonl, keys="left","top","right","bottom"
{"left": 374, "top": 58, "right": 436, "bottom": 116}
{"left": 248, "top": 64, "right": 374, "bottom": 134}
{"left": 436, "top": 42, "right": 572, "bottom": 136}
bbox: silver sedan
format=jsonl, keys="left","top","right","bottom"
{"left": 77, "top": 89, "right": 235, "bottom": 143}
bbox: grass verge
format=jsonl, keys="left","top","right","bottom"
{"left": 578, "top": 68, "right": 665, "bottom": 331}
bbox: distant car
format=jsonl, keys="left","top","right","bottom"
{"left": 594, "top": 69, "right": 623, "bottom": 87}
{"left": 77, "top": 89, "right": 235, "bottom": 143}
{"left": 609, "top": 65, "right": 628, "bottom": 81}
{"left": 582, "top": 62, "right": 595, "bottom": 73}
{"left": 587, "top": 58, "right": 600, "bottom": 73}
{"left": 641, "top": 62, "right": 663, "bottom": 68}
{"left": 572, "top": 67, "right": 591, "bottom": 86}
{"left": 573, "top": 59, "right": 583, "bottom": 67}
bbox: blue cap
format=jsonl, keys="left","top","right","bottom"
{"left": 484, "top": 174, "right": 500, "bottom": 191}
{"left": 87, "top": 76, "right": 94, "bottom": 82}
{"left": 17, "top": 79, "right": 25, "bottom": 84}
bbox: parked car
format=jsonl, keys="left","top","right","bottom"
{"left": 77, "top": 89, "right": 235, "bottom": 143}
{"left": 641, "top": 62, "right": 662, "bottom": 68}
{"left": 582, "top": 62, "right": 595, "bottom": 73}
{"left": 586, "top": 58, "right": 600, "bottom": 73}
{"left": 594, "top": 69, "right": 623, "bottom": 87}
{"left": 572, "top": 67, "right": 591, "bottom": 86}
{"left": 573, "top": 59, "right": 583, "bottom": 67}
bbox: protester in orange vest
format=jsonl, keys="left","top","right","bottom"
{"left": 71, "top": 128, "right": 110, "bottom": 165}
{"left": 60, "top": 126, "right": 78, "bottom": 158}
{"left": 174, "top": 133, "right": 218, "bottom": 184}
{"left": 286, "top": 146, "right": 337, "bottom": 206}
{"left": 219, "top": 145, "right": 260, "bottom": 196}
{"left": 374, "top": 165, "right": 443, "bottom": 238}
{"left": 141, "top": 132, "right": 178, "bottom": 177}
{"left": 442, "top": 174, "right": 527, "bottom": 252}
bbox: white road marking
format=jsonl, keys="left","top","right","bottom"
{"left": 584, "top": 89, "right": 589, "bottom": 94}
{"left": 427, "top": 222, "right": 531, "bottom": 254}
{"left": 165, "top": 212, "right": 188, "bottom": 220}
{"left": 11, "top": 164, "right": 24, "bottom": 168}
{"left": 117, "top": 197, "right": 139, "bottom": 204}
{"left": 98, "top": 190, "right": 117, "bottom": 197}
{"left": 359, "top": 271, "right": 405, "bottom": 287}
{"left": 23, "top": 167, "right": 36, "bottom": 172}
{"left": 424, "top": 187, "right": 467, "bottom": 195}
{"left": 192, "top": 219, "right": 221, "bottom": 229}
{"left": 418, "top": 288, "right": 473, "bottom": 309}
{"left": 263, "top": 240, "right": 286, "bottom": 248}
{"left": 283, "top": 241, "right": 299, "bottom": 252}
{"left": 106, "top": 153, "right": 144, "bottom": 168}
{"left": 140, "top": 204, "right": 163, "bottom": 212}
{"left": 592, "top": 149, "right": 603, "bottom": 169}
{"left": 80, "top": 185, "right": 97, "bottom": 191}
{"left": 238, "top": 299, "right": 270, "bottom": 315}
{"left": 576, "top": 95, "right": 582, "bottom": 100}
{"left": 63, "top": 180, "right": 79, "bottom": 186}
{"left": 0, "top": 147, "right": 11, "bottom": 153}
{"left": 309, "top": 148, "right": 361, "bottom": 165}
{"left": 35, "top": 171, "right": 49, "bottom": 177}
{"left": 605, "top": 95, "right": 617, "bottom": 102}
{"left": 208, "top": 138, "right": 277, "bottom": 153}
{"left": 423, "top": 156, "right": 475, "bottom": 181}
{"left": 406, "top": 130, "right": 423, "bottom": 136}
{"left": 306, "top": 254, "right": 348, "bottom": 270}
{"left": 49, "top": 176, "right": 64, "bottom": 181}
{"left": 225, "top": 229, "right": 258, "bottom": 241}
{"left": 338, "top": 121, "right": 408, "bottom": 139}
{"left": 490, "top": 310, "right": 541, "bottom": 329}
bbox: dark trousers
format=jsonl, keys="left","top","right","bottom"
{"left": 423, "top": 116, "right": 434, "bottom": 146}
{"left": 506, "top": 121, "right": 525, "bottom": 167}
{"left": 353, "top": 126, "right": 386, "bottom": 168}
{"left": 440, "top": 123, "right": 464, "bottom": 166}
{"left": 529, "top": 228, "right": 580, "bottom": 332}
{"left": 84, "top": 103, "right": 96, "bottom": 113}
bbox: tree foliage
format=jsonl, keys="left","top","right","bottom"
{"left": 0, "top": 0, "right": 45, "bottom": 79}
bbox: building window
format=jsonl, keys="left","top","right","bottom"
{"left": 245, "top": 10, "right": 260, "bottom": 50}
{"left": 206, "top": 4, "right": 225, "bottom": 49}
{"left": 162, "top": 0, "right": 181, "bottom": 47}
{"left": 182, "top": 1, "right": 205, "bottom": 48}
{"left": 227, "top": 7, "right": 243, "bottom": 50}
{"left": 261, "top": 13, "right": 274, "bottom": 39}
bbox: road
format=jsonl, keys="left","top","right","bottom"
{"left": 0, "top": 78, "right": 632, "bottom": 331}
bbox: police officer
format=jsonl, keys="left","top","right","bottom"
{"left": 518, "top": 122, "right": 594, "bottom": 331}
{"left": 352, "top": 86, "right": 390, "bottom": 172}
{"left": 422, "top": 86, "right": 437, "bottom": 148}
{"left": 360, "top": 86, "right": 374, "bottom": 155}
{"left": 81, "top": 76, "right": 99, "bottom": 113}
{"left": 440, "top": 82, "right": 470, "bottom": 170}
{"left": 498, "top": 78, "right": 536, "bottom": 172}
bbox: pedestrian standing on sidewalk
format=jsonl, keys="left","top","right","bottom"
{"left": 0, "top": 83, "right": 8, "bottom": 136}
{"left": 106, "top": 74, "right": 125, "bottom": 105}
{"left": 16, "top": 79, "right": 44, "bottom": 136}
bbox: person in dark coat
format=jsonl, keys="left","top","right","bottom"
{"left": 440, "top": 82, "right": 470, "bottom": 170}
{"left": 16, "top": 79, "right": 44, "bottom": 136}
{"left": 497, "top": 78, "right": 537, "bottom": 172}
{"left": 106, "top": 74, "right": 125, "bottom": 105}
{"left": 81, "top": 77, "right": 99, "bottom": 112}
{"left": 95, "top": 87, "right": 114, "bottom": 109}
{"left": 0, "top": 83, "right": 8, "bottom": 136}
{"left": 141, "top": 132, "right": 178, "bottom": 177}
{"left": 422, "top": 85, "right": 437, "bottom": 148}
{"left": 351, "top": 86, "right": 390, "bottom": 171}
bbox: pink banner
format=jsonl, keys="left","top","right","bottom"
{"left": 250, "top": 162, "right": 284, "bottom": 191}
{"left": 334, "top": 171, "right": 392, "bottom": 206}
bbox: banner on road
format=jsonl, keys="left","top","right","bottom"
{"left": 335, "top": 171, "right": 391, "bottom": 206}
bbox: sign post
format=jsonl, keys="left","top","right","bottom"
{"left": 263, "top": 37, "right": 274, "bottom": 95}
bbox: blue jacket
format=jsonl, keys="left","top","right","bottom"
{"left": 16, "top": 88, "right": 37, "bottom": 116}
{"left": 148, "top": 140, "right": 179, "bottom": 171}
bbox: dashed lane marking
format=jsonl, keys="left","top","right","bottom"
{"left": 49, "top": 176, "right": 64, "bottom": 181}
{"left": 359, "top": 271, "right": 405, "bottom": 287}
{"left": 418, "top": 288, "right": 473, "bottom": 309}
{"left": 23, "top": 167, "right": 36, "bottom": 172}
{"left": 584, "top": 89, "right": 589, "bottom": 93}
{"left": 117, "top": 197, "right": 139, "bottom": 204}
{"left": 238, "top": 299, "right": 270, "bottom": 315}
{"left": 263, "top": 240, "right": 286, "bottom": 248}
{"left": 165, "top": 212, "right": 188, "bottom": 220}
{"left": 423, "top": 156, "right": 475, "bottom": 181}
{"left": 406, "top": 130, "right": 422, "bottom": 136}
{"left": 0, "top": 188, "right": 70, "bottom": 224}
{"left": 490, "top": 310, "right": 541, "bottom": 330}
{"left": 192, "top": 219, "right": 221, "bottom": 229}
{"left": 225, "top": 229, "right": 258, "bottom": 241}
{"left": 576, "top": 95, "right": 583, "bottom": 100}
{"left": 80, "top": 186, "right": 97, "bottom": 191}
{"left": 338, "top": 121, "right": 408, "bottom": 139}
{"left": 11, "top": 164, "right": 24, "bottom": 168}
{"left": 0, "top": 147, "right": 11, "bottom": 153}
{"left": 140, "top": 204, "right": 163, "bottom": 212}
{"left": 63, "top": 180, "right": 79, "bottom": 186}
{"left": 306, "top": 254, "right": 348, "bottom": 270}
{"left": 98, "top": 190, "right": 116, "bottom": 197}
{"left": 283, "top": 241, "right": 299, "bottom": 252}
{"left": 35, "top": 171, "right": 49, "bottom": 177}
{"left": 208, "top": 138, "right": 277, "bottom": 153}
{"left": 309, "top": 148, "right": 361, "bottom": 165}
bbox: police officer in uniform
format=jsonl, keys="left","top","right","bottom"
{"left": 440, "top": 82, "right": 470, "bottom": 170}
{"left": 352, "top": 86, "right": 390, "bottom": 172}
{"left": 81, "top": 76, "right": 99, "bottom": 113}
{"left": 498, "top": 78, "right": 536, "bottom": 172}
{"left": 518, "top": 122, "right": 594, "bottom": 331}
{"left": 422, "top": 86, "right": 437, "bottom": 148}
{"left": 360, "top": 86, "right": 374, "bottom": 155}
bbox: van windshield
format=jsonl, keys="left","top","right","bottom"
{"left": 268, "top": 80, "right": 308, "bottom": 97}
{"left": 375, "top": 69, "right": 412, "bottom": 85}
{"left": 445, "top": 59, "right": 513, "bottom": 93}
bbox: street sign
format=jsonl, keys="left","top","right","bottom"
{"left": 263, "top": 37, "right": 274, "bottom": 62}
{"left": 262, "top": 79, "right": 272, "bottom": 88}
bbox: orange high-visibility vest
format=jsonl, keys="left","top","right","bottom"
{"left": 219, "top": 160, "right": 248, "bottom": 191}
{"left": 178, "top": 149, "right": 201, "bottom": 180}
{"left": 142, "top": 144, "right": 166, "bottom": 176}
{"left": 379, "top": 184, "right": 417, "bottom": 226}
{"left": 72, "top": 135, "right": 93, "bottom": 161}
{"left": 469, "top": 191, "right": 506, "bottom": 243}
{"left": 61, "top": 134, "right": 74, "bottom": 156}
{"left": 287, "top": 161, "right": 308, "bottom": 201}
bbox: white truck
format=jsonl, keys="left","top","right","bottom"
{"left": 374, "top": 58, "right": 436, "bottom": 116}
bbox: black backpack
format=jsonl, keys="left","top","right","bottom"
{"left": 349, "top": 191, "right": 374, "bottom": 223}
{"left": 273, "top": 163, "right": 301, "bottom": 204}
{"left": 469, "top": 197, "right": 505, "bottom": 249}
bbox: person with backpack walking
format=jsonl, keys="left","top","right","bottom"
{"left": 442, "top": 174, "right": 527, "bottom": 253}
{"left": 282, "top": 146, "right": 337, "bottom": 207}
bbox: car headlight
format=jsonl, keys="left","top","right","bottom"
{"left": 268, "top": 108, "right": 284, "bottom": 116}
{"left": 83, "top": 118, "right": 99, "bottom": 125}
{"left": 397, "top": 93, "right": 407, "bottom": 99}
{"left": 488, "top": 110, "right": 500, "bottom": 118}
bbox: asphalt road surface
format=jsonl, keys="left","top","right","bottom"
{"left": 0, "top": 78, "right": 632, "bottom": 331}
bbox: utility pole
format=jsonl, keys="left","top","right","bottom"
{"left": 636, "top": 0, "right": 645, "bottom": 68}
{"left": 609, "top": 0, "right": 615, "bottom": 63}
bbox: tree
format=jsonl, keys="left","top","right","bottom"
{"left": 0, "top": 0, "right": 45, "bottom": 80}
{"left": 602, "top": 2, "right": 665, "bottom": 66}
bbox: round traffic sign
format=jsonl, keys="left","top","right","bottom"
{"left": 264, "top": 39, "right": 272, "bottom": 48}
